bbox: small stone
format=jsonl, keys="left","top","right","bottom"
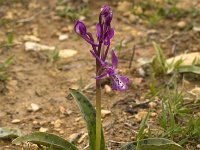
{"left": 78, "top": 133, "right": 88, "bottom": 144}
{"left": 101, "top": 109, "right": 111, "bottom": 118}
{"left": 150, "top": 112, "right": 157, "bottom": 117}
{"left": 148, "top": 102, "right": 157, "bottom": 109}
{"left": 11, "top": 119, "right": 21, "bottom": 124}
{"left": 135, "top": 111, "right": 148, "bottom": 122}
{"left": 147, "top": 29, "right": 158, "bottom": 35}
{"left": 133, "top": 6, "right": 143, "bottom": 15}
{"left": 23, "top": 35, "right": 41, "bottom": 42}
{"left": 58, "top": 34, "right": 69, "bottom": 41}
{"left": 137, "top": 67, "right": 146, "bottom": 77}
{"left": 68, "top": 132, "right": 82, "bottom": 143}
{"left": 59, "top": 130, "right": 65, "bottom": 134}
{"left": 39, "top": 127, "right": 48, "bottom": 132}
{"left": 132, "top": 77, "right": 143, "bottom": 85}
{"left": 129, "top": 14, "right": 137, "bottom": 23}
{"left": 25, "top": 42, "right": 55, "bottom": 51}
{"left": 54, "top": 119, "right": 62, "bottom": 128}
{"left": 75, "top": 117, "right": 82, "bottom": 122}
{"left": 79, "top": 15, "right": 86, "bottom": 21}
{"left": 58, "top": 49, "right": 77, "bottom": 58}
{"left": 197, "top": 144, "right": 200, "bottom": 149}
{"left": 28, "top": 103, "right": 40, "bottom": 112}
{"left": 59, "top": 106, "right": 66, "bottom": 114}
{"left": 177, "top": 21, "right": 187, "bottom": 29}
{"left": 4, "top": 12, "right": 13, "bottom": 19}
{"left": 33, "top": 120, "right": 38, "bottom": 125}
{"left": 105, "top": 85, "right": 112, "bottom": 93}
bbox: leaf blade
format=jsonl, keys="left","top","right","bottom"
{"left": 12, "top": 132, "right": 78, "bottom": 150}
{"left": 69, "top": 89, "right": 105, "bottom": 150}
{"left": 120, "top": 138, "right": 185, "bottom": 150}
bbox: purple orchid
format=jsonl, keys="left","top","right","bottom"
{"left": 74, "top": 5, "right": 129, "bottom": 92}
{"left": 90, "top": 50, "right": 129, "bottom": 92}
{"left": 74, "top": 20, "right": 98, "bottom": 47}
{"left": 97, "top": 5, "right": 114, "bottom": 45}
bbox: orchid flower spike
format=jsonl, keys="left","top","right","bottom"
{"left": 97, "top": 5, "right": 114, "bottom": 45}
{"left": 90, "top": 50, "right": 129, "bottom": 92}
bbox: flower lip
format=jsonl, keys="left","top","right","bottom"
{"left": 74, "top": 20, "right": 87, "bottom": 35}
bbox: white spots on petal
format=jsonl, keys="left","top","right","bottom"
{"left": 112, "top": 75, "right": 126, "bottom": 91}
{"left": 75, "top": 26, "right": 80, "bottom": 34}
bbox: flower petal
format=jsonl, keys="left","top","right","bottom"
{"left": 100, "top": 5, "right": 110, "bottom": 16}
{"left": 105, "top": 12, "right": 112, "bottom": 26}
{"left": 112, "top": 50, "right": 118, "bottom": 69}
{"left": 96, "top": 73, "right": 107, "bottom": 79}
{"left": 111, "top": 75, "right": 129, "bottom": 92}
{"left": 96, "top": 23, "right": 101, "bottom": 41}
{"left": 90, "top": 50, "right": 105, "bottom": 65}
{"left": 74, "top": 20, "right": 86, "bottom": 35}
{"left": 104, "top": 28, "right": 114, "bottom": 45}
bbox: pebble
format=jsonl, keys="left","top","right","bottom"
{"left": 58, "top": 49, "right": 77, "bottom": 58}
{"left": 129, "top": 14, "right": 137, "bottom": 23}
{"left": 132, "top": 77, "right": 143, "bottom": 85}
{"left": 150, "top": 112, "right": 157, "bottom": 117}
{"left": 135, "top": 111, "right": 148, "bottom": 122}
{"left": 23, "top": 35, "right": 40, "bottom": 42}
{"left": 54, "top": 119, "right": 62, "bottom": 128}
{"left": 11, "top": 119, "right": 21, "bottom": 124}
{"left": 25, "top": 42, "right": 55, "bottom": 51}
{"left": 176, "top": 21, "right": 187, "bottom": 29}
{"left": 58, "top": 34, "right": 69, "bottom": 41}
{"left": 59, "top": 106, "right": 66, "bottom": 114}
{"left": 27, "top": 103, "right": 40, "bottom": 112}
{"left": 69, "top": 132, "right": 83, "bottom": 143}
{"left": 39, "top": 127, "right": 48, "bottom": 132}
{"left": 59, "top": 130, "right": 65, "bottom": 135}
{"left": 197, "top": 144, "right": 200, "bottom": 149}
{"left": 104, "top": 85, "right": 112, "bottom": 93}
{"left": 148, "top": 102, "right": 157, "bottom": 109}
{"left": 101, "top": 109, "right": 111, "bottom": 118}
{"left": 78, "top": 133, "right": 88, "bottom": 144}
{"left": 4, "top": 12, "right": 14, "bottom": 19}
{"left": 137, "top": 67, "right": 146, "bottom": 77}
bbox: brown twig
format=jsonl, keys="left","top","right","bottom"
{"left": 129, "top": 45, "right": 136, "bottom": 68}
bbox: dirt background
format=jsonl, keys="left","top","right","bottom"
{"left": 0, "top": 0, "right": 200, "bottom": 149}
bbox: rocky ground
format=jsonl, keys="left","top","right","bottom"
{"left": 0, "top": 0, "right": 200, "bottom": 149}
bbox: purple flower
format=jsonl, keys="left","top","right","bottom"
{"left": 97, "top": 5, "right": 114, "bottom": 45}
{"left": 74, "top": 20, "right": 98, "bottom": 47}
{"left": 100, "top": 5, "right": 113, "bottom": 26}
{"left": 96, "top": 23, "right": 114, "bottom": 45}
{"left": 90, "top": 50, "right": 129, "bottom": 92}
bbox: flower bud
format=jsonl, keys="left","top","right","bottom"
{"left": 74, "top": 20, "right": 87, "bottom": 35}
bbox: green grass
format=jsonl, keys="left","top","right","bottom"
{"left": 56, "top": 0, "right": 89, "bottom": 21}
{"left": 0, "top": 31, "right": 15, "bottom": 49}
{"left": 132, "top": 0, "right": 200, "bottom": 27}
{"left": 0, "top": 55, "right": 14, "bottom": 82}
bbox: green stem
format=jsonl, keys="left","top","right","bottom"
{"left": 95, "top": 83, "right": 101, "bottom": 150}
{"left": 95, "top": 42, "right": 102, "bottom": 150}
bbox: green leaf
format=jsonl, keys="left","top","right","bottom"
{"left": 177, "top": 65, "right": 200, "bottom": 74}
{"left": 6, "top": 31, "right": 14, "bottom": 44}
{"left": 0, "top": 127, "right": 22, "bottom": 139}
{"left": 120, "top": 138, "right": 185, "bottom": 150}
{"left": 153, "top": 42, "right": 166, "bottom": 73}
{"left": 12, "top": 132, "right": 78, "bottom": 150}
{"left": 137, "top": 111, "right": 150, "bottom": 140}
{"left": 69, "top": 89, "right": 105, "bottom": 150}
